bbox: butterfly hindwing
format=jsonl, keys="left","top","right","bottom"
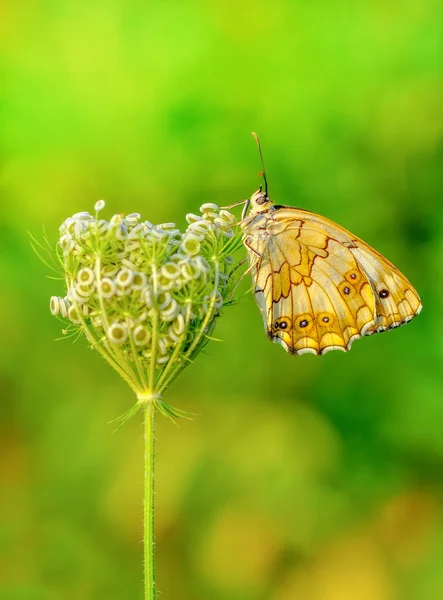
{"left": 350, "top": 244, "right": 422, "bottom": 335}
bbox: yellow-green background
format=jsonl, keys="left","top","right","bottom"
{"left": 1, "top": 1, "right": 443, "bottom": 599}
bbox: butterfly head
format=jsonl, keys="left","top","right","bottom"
{"left": 250, "top": 186, "right": 272, "bottom": 212}
{"left": 241, "top": 186, "right": 273, "bottom": 219}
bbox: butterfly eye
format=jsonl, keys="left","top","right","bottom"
{"left": 256, "top": 195, "right": 269, "bottom": 206}
{"left": 379, "top": 289, "right": 390, "bottom": 299}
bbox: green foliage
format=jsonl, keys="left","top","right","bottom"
{"left": 1, "top": 1, "right": 442, "bottom": 598}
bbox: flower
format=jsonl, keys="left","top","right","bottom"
{"left": 94, "top": 199, "right": 106, "bottom": 212}
{"left": 107, "top": 322, "right": 129, "bottom": 344}
{"left": 116, "top": 267, "right": 135, "bottom": 287}
{"left": 50, "top": 201, "right": 244, "bottom": 419}
{"left": 50, "top": 296, "right": 60, "bottom": 316}
{"left": 181, "top": 235, "right": 201, "bottom": 256}
{"left": 161, "top": 262, "right": 181, "bottom": 280}
{"left": 77, "top": 267, "right": 94, "bottom": 285}
{"left": 99, "top": 277, "right": 116, "bottom": 298}
{"left": 133, "top": 325, "right": 151, "bottom": 346}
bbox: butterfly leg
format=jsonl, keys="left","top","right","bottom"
{"left": 228, "top": 257, "right": 248, "bottom": 276}
{"left": 227, "top": 260, "right": 257, "bottom": 303}
{"left": 243, "top": 235, "right": 261, "bottom": 257}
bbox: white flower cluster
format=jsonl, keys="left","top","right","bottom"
{"left": 50, "top": 200, "right": 242, "bottom": 402}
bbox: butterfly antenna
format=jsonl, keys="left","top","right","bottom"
{"left": 222, "top": 199, "right": 248, "bottom": 210}
{"left": 252, "top": 132, "right": 268, "bottom": 195}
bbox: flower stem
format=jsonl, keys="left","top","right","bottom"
{"left": 143, "top": 398, "right": 156, "bottom": 599}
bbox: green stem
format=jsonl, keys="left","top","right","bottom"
{"left": 157, "top": 265, "right": 220, "bottom": 395}
{"left": 149, "top": 262, "right": 159, "bottom": 391}
{"left": 94, "top": 258, "right": 134, "bottom": 375}
{"left": 155, "top": 304, "right": 192, "bottom": 393}
{"left": 74, "top": 301, "right": 141, "bottom": 394}
{"left": 143, "top": 397, "right": 156, "bottom": 600}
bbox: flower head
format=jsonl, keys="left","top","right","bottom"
{"left": 50, "top": 200, "right": 244, "bottom": 419}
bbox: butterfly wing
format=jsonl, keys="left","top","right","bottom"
{"left": 243, "top": 206, "right": 422, "bottom": 355}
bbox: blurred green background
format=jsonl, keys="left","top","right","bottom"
{"left": 1, "top": 1, "right": 443, "bottom": 599}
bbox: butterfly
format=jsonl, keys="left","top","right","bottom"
{"left": 239, "top": 135, "right": 422, "bottom": 356}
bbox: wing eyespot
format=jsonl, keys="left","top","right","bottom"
{"left": 273, "top": 317, "right": 291, "bottom": 332}
{"left": 294, "top": 313, "right": 315, "bottom": 333}
{"left": 317, "top": 312, "right": 335, "bottom": 327}
{"left": 346, "top": 270, "right": 361, "bottom": 284}
{"left": 339, "top": 281, "right": 357, "bottom": 298}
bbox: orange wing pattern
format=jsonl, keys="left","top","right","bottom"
{"left": 242, "top": 206, "right": 422, "bottom": 356}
